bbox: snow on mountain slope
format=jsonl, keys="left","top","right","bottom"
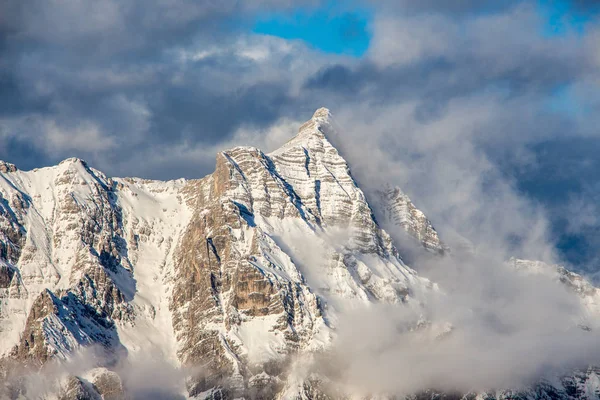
{"left": 165, "top": 108, "right": 435, "bottom": 397}
{"left": 0, "top": 108, "right": 436, "bottom": 399}
{"left": 1, "top": 108, "right": 599, "bottom": 400}
{"left": 0, "top": 157, "right": 194, "bottom": 390}
{"left": 0, "top": 158, "right": 135, "bottom": 359}
{"left": 373, "top": 185, "right": 447, "bottom": 256}
{"left": 111, "top": 176, "right": 191, "bottom": 366}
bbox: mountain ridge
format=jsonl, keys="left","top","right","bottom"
{"left": 0, "top": 108, "right": 598, "bottom": 399}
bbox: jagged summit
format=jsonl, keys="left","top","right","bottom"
{"left": 375, "top": 185, "right": 447, "bottom": 255}
{"left": 0, "top": 161, "right": 17, "bottom": 173}
{"left": 270, "top": 107, "right": 337, "bottom": 157}
{"left": 0, "top": 157, "right": 91, "bottom": 176}
{"left": 219, "top": 108, "right": 334, "bottom": 171}
{"left": 58, "top": 157, "right": 88, "bottom": 166}
{"left": 306, "top": 106, "right": 333, "bottom": 133}
{"left": 311, "top": 106, "right": 332, "bottom": 122}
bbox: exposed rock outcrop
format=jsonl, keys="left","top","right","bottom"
{"left": 0, "top": 108, "right": 598, "bottom": 399}
{"left": 375, "top": 185, "right": 447, "bottom": 255}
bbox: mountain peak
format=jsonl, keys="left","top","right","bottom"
{"left": 300, "top": 106, "right": 332, "bottom": 135}
{"left": 59, "top": 157, "right": 87, "bottom": 166}
{"left": 0, "top": 160, "right": 17, "bottom": 173}
{"left": 312, "top": 107, "right": 332, "bottom": 122}
{"left": 270, "top": 107, "right": 336, "bottom": 155}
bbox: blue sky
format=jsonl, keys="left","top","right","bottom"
{"left": 251, "top": 0, "right": 592, "bottom": 121}
{"left": 253, "top": 2, "right": 372, "bottom": 56}
{"left": 539, "top": 0, "right": 597, "bottom": 35}
{"left": 250, "top": 0, "right": 595, "bottom": 57}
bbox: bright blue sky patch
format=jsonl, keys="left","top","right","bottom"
{"left": 538, "top": 0, "right": 596, "bottom": 36}
{"left": 544, "top": 84, "right": 581, "bottom": 118}
{"left": 252, "top": 2, "right": 372, "bottom": 57}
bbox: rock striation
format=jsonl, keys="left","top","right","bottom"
{"left": 0, "top": 108, "right": 598, "bottom": 399}
{"left": 374, "top": 185, "right": 447, "bottom": 255}
{"left": 0, "top": 108, "right": 433, "bottom": 398}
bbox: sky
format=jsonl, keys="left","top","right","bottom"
{"left": 1, "top": 0, "right": 600, "bottom": 272}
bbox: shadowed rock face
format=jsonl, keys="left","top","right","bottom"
{"left": 0, "top": 263, "right": 16, "bottom": 288}
{"left": 11, "top": 289, "right": 60, "bottom": 364}
{"left": 0, "top": 109, "right": 598, "bottom": 399}
{"left": 375, "top": 186, "right": 447, "bottom": 256}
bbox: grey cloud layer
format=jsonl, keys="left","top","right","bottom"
{"left": 0, "top": 0, "right": 319, "bottom": 177}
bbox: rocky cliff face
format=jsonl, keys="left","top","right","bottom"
{"left": 167, "top": 108, "right": 436, "bottom": 397}
{"left": 0, "top": 108, "right": 437, "bottom": 399}
{"left": 374, "top": 185, "right": 447, "bottom": 256}
{"left": 0, "top": 108, "right": 598, "bottom": 400}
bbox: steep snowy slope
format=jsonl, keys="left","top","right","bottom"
{"left": 166, "top": 108, "right": 434, "bottom": 397}
{"left": 0, "top": 158, "right": 136, "bottom": 363}
{"left": 0, "top": 108, "right": 434, "bottom": 399}
{"left": 373, "top": 185, "right": 447, "bottom": 256}
{"left": 1, "top": 108, "right": 600, "bottom": 400}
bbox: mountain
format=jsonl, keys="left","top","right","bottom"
{"left": 0, "top": 108, "right": 438, "bottom": 398}
{"left": 374, "top": 186, "right": 446, "bottom": 255}
{"left": 0, "top": 108, "right": 598, "bottom": 399}
{"left": 510, "top": 258, "right": 600, "bottom": 327}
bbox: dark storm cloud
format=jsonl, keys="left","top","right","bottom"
{"left": 1, "top": 0, "right": 598, "bottom": 178}
{"left": 304, "top": 64, "right": 371, "bottom": 94}
{"left": 0, "top": 72, "right": 52, "bottom": 117}
{"left": 0, "top": 0, "right": 323, "bottom": 177}
{"left": 505, "top": 137, "right": 600, "bottom": 272}
{"left": 304, "top": 51, "right": 582, "bottom": 102}
{"left": 0, "top": 135, "right": 50, "bottom": 171}
{"left": 148, "top": 80, "right": 292, "bottom": 145}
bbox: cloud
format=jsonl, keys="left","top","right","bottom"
{"left": 1, "top": 0, "right": 598, "bottom": 182}
{"left": 371, "top": 0, "right": 522, "bottom": 15}
{"left": 299, "top": 101, "right": 600, "bottom": 392}
{"left": 299, "top": 1, "right": 599, "bottom": 272}
{"left": 116, "top": 116, "right": 303, "bottom": 179}
{"left": 3, "top": 0, "right": 600, "bottom": 394}
{"left": 0, "top": 346, "right": 191, "bottom": 399}
{"left": 325, "top": 253, "right": 600, "bottom": 395}
{"left": 297, "top": 5, "right": 600, "bottom": 387}
{"left": 0, "top": 0, "right": 328, "bottom": 178}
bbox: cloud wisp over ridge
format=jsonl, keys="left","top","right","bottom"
{"left": 3, "top": 0, "right": 600, "bottom": 396}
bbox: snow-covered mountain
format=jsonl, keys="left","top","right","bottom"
{"left": 374, "top": 186, "right": 446, "bottom": 256}
{"left": 0, "top": 108, "right": 437, "bottom": 398}
{"left": 0, "top": 108, "right": 598, "bottom": 399}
